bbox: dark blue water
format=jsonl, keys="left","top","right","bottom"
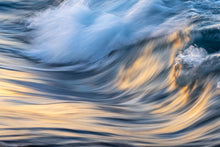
{"left": 0, "top": 0, "right": 220, "bottom": 146}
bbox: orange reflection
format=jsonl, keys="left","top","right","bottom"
{"left": 116, "top": 28, "right": 191, "bottom": 90}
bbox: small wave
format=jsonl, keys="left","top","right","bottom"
{"left": 174, "top": 45, "right": 220, "bottom": 87}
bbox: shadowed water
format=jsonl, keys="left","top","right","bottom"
{"left": 0, "top": 0, "right": 220, "bottom": 146}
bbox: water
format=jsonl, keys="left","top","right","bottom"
{"left": 0, "top": 0, "right": 220, "bottom": 146}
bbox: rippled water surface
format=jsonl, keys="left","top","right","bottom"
{"left": 0, "top": 0, "right": 220, "bottom": 146}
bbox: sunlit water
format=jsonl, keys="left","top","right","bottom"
{"left": 0, "top": 0, "right": 220, "bottom": 146}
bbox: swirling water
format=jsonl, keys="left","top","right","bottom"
{"left": 0, "top": 0, "right": 220, "bottom": 146}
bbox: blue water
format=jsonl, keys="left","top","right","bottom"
{"left": 0, "top": 0, "right": 220, "bottom": 146}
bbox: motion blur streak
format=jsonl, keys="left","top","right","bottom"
{"left": 0, "top": 0, "right": 220, "bottom": 146}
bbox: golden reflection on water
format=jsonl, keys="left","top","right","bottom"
{"left": 112, "top": 27, "right": 220, "bottom": 145}
{"left": 152, "top": 84, "right": 212, "bottom": 133}
{"left": 116, "top": 43, "right": 164, "bottom": 90}
{"left": 0, "top": 28, "right": 219, "bottom": 146}
{"left": 0, "top": 67, "right": 43, "bottom": 98}
{"left": 0, "top": 64, "right": 219, "bottom": 146}
{"left": 116, "top": 28, "right": 191, "bottom": 91}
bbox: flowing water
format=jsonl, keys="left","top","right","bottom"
{"left": 0, "top": 0, "right": 220, "bottom": 146}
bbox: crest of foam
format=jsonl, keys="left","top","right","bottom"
{"left": 174, "top": 45, "right": 220, "bottom": 86}
{"left": 26, "top": 0, "right": 189, "bottom": 63}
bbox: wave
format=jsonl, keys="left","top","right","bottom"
{"left": 174, "top": 45, "right": 220, "bottom": 87}
{"left": 24, "top": 0, "right": 191, "bottom": 64}
{"left": 0, "top": 0, "right": 220, "bottom": 146}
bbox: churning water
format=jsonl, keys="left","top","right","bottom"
{"left": 0, "top": 0, "right": 220, "bottom": 146}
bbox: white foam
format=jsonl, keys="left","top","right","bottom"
{"left": 174, "top": 46, "right": 220, "bottom": 86}
{"left": 217, "top": 81, "right": 220, "bottom": 89}
{"left": 174, "top": 46, "right": 208, "bottom": 86}
{"left": 175, "top": 46, "right": 207, "bottom": 68}
{"left": 26, "top": 0, "right": 189, "bottom": 63}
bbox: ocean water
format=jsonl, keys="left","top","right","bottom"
{"left": 0, "top": 0, "right": 220, "bottom": 146}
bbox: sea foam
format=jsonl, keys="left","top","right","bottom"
{"left": 26, "top": 0, "right": 188, "bottom": 63}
